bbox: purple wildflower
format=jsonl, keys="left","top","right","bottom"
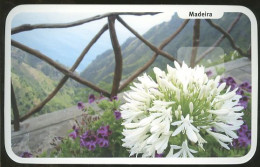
{"left": 97, "top": 135, "right": 109, "bottom": 148}
{"left": 69, "top": 130, "right": 78, "bottom": 139}
{"left": 236, "top": 89, "right": 244, "bottom": 95}
{"left": 232, "top": 122, "right": 251, "bottom": 148}
{"left": 85, "top": 135, "right": 97, "bottom": 151}
{"left": 205, "top": 70, "right": 213, "bottom": 77}
{"left": 247, "top": 86, "right": 252, "bottom": 92}
{"left": 219, "top": 77, "right": 237, "bottom": 91}
{"left": 155, "top": 151, "right": 164, "bottom": 157}
{"left": 239, "top": 81, "right": 251, "bottom": 92}
{"left": 77, "top": 101, "right": 85, "bottom": 110}
{"left": 80, "top": 131, "right": 98, "bottom": 151}
{"left": 246, "top": 130, "right": 251, "bottom": 140}
{"left": 211, "top": 127, "right": 217, "bottom": 132}
{"left": 238, "top": 137, "right": 250, "bottom": 147}
{"left": 20, "top": 151, "right": 33, "bottom": 158}
{"left": 114, "top": 110, "right": 121, "bottom": 120}
{"left": 238, "top": 96, "right": 249, "bottom": 109}
{"left": 96, "top": 125, "right": 112, "bottom": 148}
{"left": 80, "top": 131, "right": 90, "bottom": 146}
{"left": 110, "top": 96, "right": 118, "bottom": 101}
{"left": 88, "top": 94, "right": 96, "bottom": 104}
{"left": 226, "top": 77, "right": 237, "bottom": 90}
{"left": 69, "top": 126, "right": 79, "bottom": 140}
{"left": 97, "top": 125, "right": 112, "bottom": 137}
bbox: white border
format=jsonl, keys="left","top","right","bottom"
{"left": 5, "top": 5, "right": 258, "bottom": 164}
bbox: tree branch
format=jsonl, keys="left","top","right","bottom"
{"left": 16, "top": 24, "right": 109, "bottom": 122}
{"left": 205, "top": 19, "right": 248, "bottom": 58}
{"left": 108, "top": 16, "right": 123, "bottom": 98}
{"left": 118, "top": 19, "right": 190, "bottom": 92}
{"left": 195, "top": 13, "right": 242, "bottom": 65}
{"left": 11, "top": 12, "right": 160, "bottom": 34}
{"left": 116, "top": 16, "right": 180, "bottom": 64}
{"left": 190, "top": 19, "right": 200, "bottom": 68}
{"left": 11, "top": 40, "right": 110, "bottom": 99}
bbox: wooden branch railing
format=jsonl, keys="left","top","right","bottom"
{"left": 205, "top": 19, "right": 248, "bottom": 57}
{"left": 12, "top": 39, "right": 111, "bottom": 98}
{"left": 195, "top": 13, "right": 242, "bottom": 65}
{"left": 11, "top": 82, "right": 20, "bottom": 131}
{"left": 11, "top": 12, "right": 160, "bottom": 34}
{"left": 190, "top": 19, "right": 200, "bottom": 68}
{"left": 118, "top": 19, "right": 190, "bottom": 92}
{"left": 10, "top": 12, "right": 249, "bottom": 130}
{"left": 16, "top": 24, "right": 109, "bottom": 122}
{"left": 108, "top": 16, "right": 123, "bottom": 98}
{"left": 116, "top": 16, "right": 179, "bottom": 64}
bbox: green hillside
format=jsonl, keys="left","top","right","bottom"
{"left": 11, "top": 47, "right": 88, "bottom": 117}
{"left": 80, "top": 13, "right": 251, "bottom": 91}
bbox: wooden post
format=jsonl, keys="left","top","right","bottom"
{"left": 108, "top": 16, "right": 123, "bottom": 98}
{"left": 190, "top": 19, "right": 200, "bottom": 68}
{"left": 11, "top": 82, "right": 20, "bottom": 131}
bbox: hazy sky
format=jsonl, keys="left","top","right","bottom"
{"left": 11, "top": 12, "right": 174, "bottom": 72}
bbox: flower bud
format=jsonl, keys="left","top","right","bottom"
{"left": 189, "top": 102, "right": 194, "bottom": 114}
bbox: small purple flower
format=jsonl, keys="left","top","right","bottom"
{"left": 20, "top": 151, "right": 33, "bottom": 158}
{"left": 246, "top": 130, "right": 251, "bottom": 140}
{"left": 155, "top": 151, "right": 163, "bottom": 157}
{"left": 69, "top": 126, "right": 79, "bottom": 140}
{"left": 97, "top": 125, "right": 112, "bottom": 137}
{"left": 211, "top": 127, "right": 217, "bottom": 132}
{"left": 247, "top": 86, "right": 252, "bottom": 92}
{"left": 114, "top": 110, "right": 121, "bottom": 120}
{"left": 206, "top": 70, "right": 213, "bottom": 77}
{"left": 85, "top": 135, "right": 97, "bottom": 151}
{"left": 110, "top": 96, "right": 118, "bottom": 101}
{"left": 239, "top": 81, "right": 251, "bottom": 92}
{"left": 238, "top": 137, "right": 250, "bottom": 147}
{"left": 238, "top": 96, "right": 249, "bottom": 109}
{"left": 238, "top": 124, "right": 248, "bottom": 137}
{"left": 236, "top": 89, "right": 244, "bottom": 95}
{"left": 96, "top": 125, "right": 112, "bottom": 148}
{"left": 77, "top": 101, "right": 85, "bottom": 110}
{"left": 239, "top": 81, "right": 249, "bottom": 89}
{"left": 97, "top": 136, "right": 109, "bottom": 148}
{"left": 232, "top": 122, "right": 251, "bottom": 148}
{"left": 88, "top": 94, "right": 96, "bottom": 104}
{"left": 69, "top": 131, "right": 78, "bottom": 139}
{"left": 221, "top": 77, "right": 237, "bottom": 91}
{"left": 80, "top": 131, "right": 98, "bottom": 151}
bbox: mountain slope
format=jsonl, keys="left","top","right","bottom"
{"left": 80, "top": 13, "right": 251, "bottom": 90}
{"left": 11, "top": 47, "right": 88, "bottom": 117}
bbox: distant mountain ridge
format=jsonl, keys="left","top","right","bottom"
{"left": 80, "top": 13, "right": 251, "bottom": 90}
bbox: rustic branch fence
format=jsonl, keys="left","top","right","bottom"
{"left": 11, "top": 12, "right": 250, "bottom": 131}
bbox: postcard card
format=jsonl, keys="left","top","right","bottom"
{"left": 4, "top": 5, "right": 258, "bottom": 164}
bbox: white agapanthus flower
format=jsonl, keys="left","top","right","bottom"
{"left": 120, "top": 61, "right": 244, "bottom": 157}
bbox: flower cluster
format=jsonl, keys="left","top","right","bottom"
{"left": 232, "top": 122, "right": 251, "bottom": 148}
{"left": 77, "top": 126, "right": 112, "bottom": 151}
{"left": 77, "top": 94, "right": 121, "bottom": 120}
{"left": 80, "top": 125, "right": 112, "bottom": 151}
{"left": 219, "top": 77, "right": 251, "bottom": 109}
{"left": 20, "top": 151, "right": 33, "bottom": 158}
{"left": 121, "top": 62, "right": 245, "bottom": 157}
